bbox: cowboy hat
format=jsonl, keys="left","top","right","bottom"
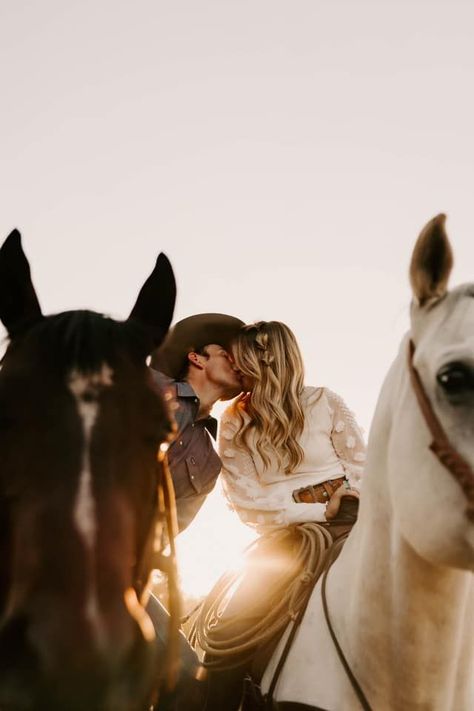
{"left": 151, "top": 313, "right": 244, "bottom": 379}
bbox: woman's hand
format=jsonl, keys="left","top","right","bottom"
{"left": 325, "top": 483, "right": 359, "bottom": 520}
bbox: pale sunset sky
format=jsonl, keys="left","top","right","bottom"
{"left": 1, "top": 0, "right": 473, "bottom": 595}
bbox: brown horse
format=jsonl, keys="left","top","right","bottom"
{"left": 0, "top": 230, "right": 176, "bottom": 710}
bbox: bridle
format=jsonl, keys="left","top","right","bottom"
{"left": 154, "top": 446, "right": 181, "bottom": 691}
{"left": 133, "top": 445, "right": 181, "bottom": 708}
{"left": 320, "top": 340, "right": 474, "bottom": 711}
{"left": 408, "top": 340, "right": 474, "bottom": 522}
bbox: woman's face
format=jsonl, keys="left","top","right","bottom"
{"left": 231, "top": 346, "right": 255, "bottom": 392}
{"left": 239, "top": 373, "right": 255, "bottom": 392}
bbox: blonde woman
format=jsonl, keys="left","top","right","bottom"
{"left": 199, "top": 322, "right": 365, "bottom": 710}
{"left": 219, "top": 320, "right": 365, "bottom": 532}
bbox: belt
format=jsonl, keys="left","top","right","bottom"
{"left": 292, "top": 476, "right": 347, "bottom": 504}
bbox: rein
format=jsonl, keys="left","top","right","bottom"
{"left": 262, "top": 525, "right": 372, "bottom": 711}
{"left": 134, "top": 445, "right": 181, "bottom": 708}
{"left": 320, "top": 540, "right": 372, "bottom": 711}
{"left": 408, "top": 340, "right": 474, "bottom": 521}
{"left": 156, "top": 445, "right": 181, "bottom": 690}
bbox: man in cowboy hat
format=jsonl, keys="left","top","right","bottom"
{"left": 147, "top": 313, "right": 244, "bottom": 709}
{"left": 151, "top": 312, "right": 244, "bottom": 532}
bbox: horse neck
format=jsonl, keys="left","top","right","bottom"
{"left": 331, "top": 345, "right": 474, "bottom": 709}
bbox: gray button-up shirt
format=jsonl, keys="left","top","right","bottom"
{"left": 151, "top": 370, "right": 221, "bottom": 532}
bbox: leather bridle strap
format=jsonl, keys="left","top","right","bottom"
{"left": 408, "top": 340, "right": 474, "bottom": 521}
{"left": 134, "top": 446, "right": 181, "bottom": 708}
{"left": 156, "top": 446, "right": 181, "bottom": 691}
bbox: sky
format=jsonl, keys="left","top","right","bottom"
{"left": 1, "top": 0, "right": 473, "bottom": 595}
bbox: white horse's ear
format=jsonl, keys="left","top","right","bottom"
{"left": 409, "top": 214, "right": 453, "bottom": 307}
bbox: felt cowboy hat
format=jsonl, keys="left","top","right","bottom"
{"left": 151, "top": 313, "right": 244, "bottom": 379}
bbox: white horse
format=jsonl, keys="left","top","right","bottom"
{"left": 261, "top": 215, "right": 474, "bottom": 710}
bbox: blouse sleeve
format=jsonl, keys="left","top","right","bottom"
{"left": 325, "top": 389, "right": 366, "bottom": 488}
{"left": 218, "top": 408, "right": 327, "bottom": 530}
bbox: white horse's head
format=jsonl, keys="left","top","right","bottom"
{"left": 380, "top": 214, "right": 474, "bottom": 571}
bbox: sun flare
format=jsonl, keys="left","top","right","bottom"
{"left": 172, "top": 487, "right": 256, "bottom": 602}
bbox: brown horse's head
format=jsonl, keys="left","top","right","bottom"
{"left": 0, "top": 230, "right": 176, "bottom": 710}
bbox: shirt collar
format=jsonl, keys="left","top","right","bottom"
{"left": 205, "top": 416, "right": 218, "bottom": 440}
{"left": 175, "top": 381, "right": 197, "bottom": 398}
{"left": 175, "top": 380, "right": 218, "bottom": 440}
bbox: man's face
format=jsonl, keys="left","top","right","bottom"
{"left": 200, "top": 343, "right": 242, "bottom": 398}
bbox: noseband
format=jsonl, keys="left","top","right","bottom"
{"left": 408, "top": 340, "right": 474, "bottom": 521}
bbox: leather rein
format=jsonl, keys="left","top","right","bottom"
{"left": 133, "top": 445, "right": 181, "bottom": 707}
{"left": 408, "top": 340, "right": 474, "bottom": 521}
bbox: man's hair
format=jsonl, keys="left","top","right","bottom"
{"left": 231, "top": 321, "right": 305, "bottom": 474}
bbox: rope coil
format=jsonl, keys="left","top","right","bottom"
{"left": 189, "top": 522, "right": 334, "bottom": 670}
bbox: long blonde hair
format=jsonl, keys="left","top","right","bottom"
{"left": 232, "top": 321, "right": 305, "bottom": 474}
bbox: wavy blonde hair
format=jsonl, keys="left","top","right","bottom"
{"left": 232, "top": 321, "right": 305, "bottom": 474}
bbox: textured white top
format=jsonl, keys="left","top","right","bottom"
{"left": 219, "top": 387, "right": 366, "bottom": 533}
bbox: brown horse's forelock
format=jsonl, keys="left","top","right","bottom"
{"left": 8, "top": 309, "right": 150, "bottom": 372}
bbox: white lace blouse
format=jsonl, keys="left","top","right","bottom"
{"left": 218, "top": 387, "right": 366, "bottom": 533}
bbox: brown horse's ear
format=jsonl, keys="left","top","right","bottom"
{"left": 128, "top": 252, "right": 176, "bottom": 350}
{"left": 0, "top": 229, "right": 43, "bottom": 337}
{"left": 409, "top": 214, "right": 453, "bottom": 307}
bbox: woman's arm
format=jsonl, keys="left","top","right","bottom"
{"left": 219, "top": 410, "right": 328, "bottom": 529}
{"left": 326, "top": 389, "right": 366, "bottom": 488}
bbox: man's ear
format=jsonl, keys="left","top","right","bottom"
{"left": 187, "top": 352, "right": 205, "bottom": 370}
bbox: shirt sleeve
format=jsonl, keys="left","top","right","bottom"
{"left": 218, "top": 409, "right": 327, "bottom": 530}
{"left": 325, "top": 389, "right": 366, "bottom": 488}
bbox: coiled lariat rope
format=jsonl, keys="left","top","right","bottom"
{"left": 189, "top": 522, "right": 334, "bottom": 670}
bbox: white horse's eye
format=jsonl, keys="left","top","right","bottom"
{"left": 437, "top": 362, "right": 474, "bottom": 397}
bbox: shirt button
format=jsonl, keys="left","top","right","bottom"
{"left": 179, "top": 441, "right": 183, "bottom": 446}
{"left": 191, "top": 424, "right": 195, "bottom": 428}
{"left": 190, "top": 474, "right": 194, "bottom": 479}
{"left": 194, "top": 398, "right": 198, "bottom": 403}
